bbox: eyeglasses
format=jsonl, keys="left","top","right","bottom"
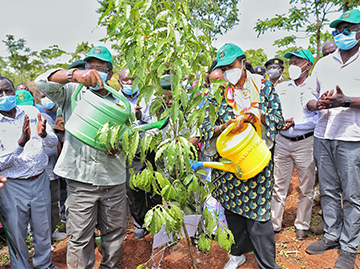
{"left": 332, "top": 28, "right": 353, "bottom": 37}
{"left": 85, "top": 63, "right": 110, "bottom": 74}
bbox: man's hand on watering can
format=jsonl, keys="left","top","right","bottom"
{"left": 135, "top": 102, "right": 142, "bottom": 120}
{"left": 37, "top": 113, "right": 48, "bottom": 138}
{"left": 73, "top": 70, "right": 104, "bottom": 89}
{"left": 229, "top": 113, "right": 257, "bottom": 134}
{"left": 105, "top": 147, "right": 118, "bottom": 156}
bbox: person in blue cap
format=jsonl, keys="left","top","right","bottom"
{"left": 303, "top": 9, "right": 360, "bottom": 269}
{"left": 271, "top": 48, "right": 317, "bottom": 240}
{"left": 202, "top": 43, "right": 284, "bottom": 269}
{"left": 35, "top": 46, "right": 128, "bottom": 269}
{"left": 254, "top": 65, "right": 266, "bottom": 78}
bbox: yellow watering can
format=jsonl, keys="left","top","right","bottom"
{"left": 65, "top": 83, "right": 169, "bottom": 151}
{"left": 191, "top": 119, "right": 271, "bottom": 180}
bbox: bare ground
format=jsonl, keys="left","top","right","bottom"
{"left": 1, "top": 170, "right": 359, "bottom": 269}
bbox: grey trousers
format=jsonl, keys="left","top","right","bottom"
{"left": 272, "top": 135, "right": 315, "bottom": 231}
{"left": 50, "top": 178, "right": 60, "bottom": 233}
{"left": 66, "top": 180, "right": 127, "bottom": 269}
{"left": 0, "top": 172, "right": 52, "bottom": 269}
{"left": 314, "top": 137, "right": 360, "bottom": 253}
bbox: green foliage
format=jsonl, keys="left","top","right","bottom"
{"left": 69, "top": 41, "right": 94, "bottom": 63}
{"left": 97, "top": 0, "right": 239, "bottom": 40}
{"left": 0, "top": 36, "right": 101, "bottom": 85}
{"left": 254, "top": 0, "right": 360, "bottom": 61}
{"left": 244, "top": 49, "right": 268, "bottom": 67}
{"left": 96, "top": 0, "right": 235, "bottom": 260}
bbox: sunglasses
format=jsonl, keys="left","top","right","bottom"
{"left": 332, "top": 28, "right": 353, "bottom": 37}
{"left": 85, "top": 63, "right": 110, "bottom": 74}
{"left": 290, "top": 49, "right": 311, "bottom": 62}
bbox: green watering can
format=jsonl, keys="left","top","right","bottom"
{"left": 65, "top": 83, "right": 169, "bottom": 151}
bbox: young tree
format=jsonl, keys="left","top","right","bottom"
{"left": 97, "top": 0, "right": 239, "bottom": 40}
{"left": 254, "top": 0, "right": 360, "bottom": 62}
{"left": 96, "top": 0, "right": 234, "bottom": 267}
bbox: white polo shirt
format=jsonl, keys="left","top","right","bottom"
{"left": 303, "top": 48, "right": 360, "bottom": 141}
{"left": 276, "top": 78, "right": 318, "bottom": 138}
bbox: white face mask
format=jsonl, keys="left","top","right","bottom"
{"left": 288, "top": 63, "right": 307, "bottom": 80}
{"left": 223, "top": 64, "right": 243, "bottom": 86}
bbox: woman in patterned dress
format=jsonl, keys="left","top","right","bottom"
{"left": 202, "top": 43, "right": 284, "bottom": 269}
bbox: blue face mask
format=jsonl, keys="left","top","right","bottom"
{"left": 90, "top": 71, "right": 108, "bottom": 91}
{"left": 335, "top": 31, "right": 359, "bottom": 50}
{"left": 0, "top": 95, "right": 16, "bottom": 112}
{"left": 41, "top": 97, "right": 55, "bottom": 110}
{"left": 122, "top": 84, "right": 139, "bottom": 95}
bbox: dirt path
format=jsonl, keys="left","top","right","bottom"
{"left": 1, "top": 170, "right": 359, "bottom": 269}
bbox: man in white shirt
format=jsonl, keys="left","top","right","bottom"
{"left": 0, "top": 76, "right": 58, "bottom": 269}
{"left": 271, "top": 49, "right": 317, "bottom": 240}
{"left": 304, "top": 9, "right": 360, "bottom": 269}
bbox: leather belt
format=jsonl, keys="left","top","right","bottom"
{"left": 280, "top": 132, "right": 314, "bottom": 142}
{"left": 18, "top": 170, "right": 45, "bottom": 181}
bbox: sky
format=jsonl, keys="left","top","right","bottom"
{"left": 0, "top": 0, "right": 344, "bottom": 64}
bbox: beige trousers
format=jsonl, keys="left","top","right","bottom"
{"left": 271, "top": 134, "right": 315, "bottom": 231}
{"left": 66, "top": 180, "right": 127, "bottom": 269}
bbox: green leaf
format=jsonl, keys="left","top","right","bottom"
{"left": 155, "top": 172, "right": 170, "bottom": 188}
{"left": 236, "top": 165, "right": 242, "bottom": 179}
{"left": 198, "top": 234, "right": 212, "bottom": 253}
{"left": 219, "top": 158, "right": 233, "bottom": 164}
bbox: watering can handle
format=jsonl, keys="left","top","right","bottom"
{"left": 222, "top": 115, "right": 245, "bottom": 137}
{"left": 71, "top": 83, "right": 129, "bottom": 112}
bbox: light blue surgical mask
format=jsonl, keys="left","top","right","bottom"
{"left": 41, "top": 97, "right": 55, "bottom": 110}
{"left": 0, "top": 95, "right": 16, "bottom": 111}
{"left": 122, "top": 84, "right": 139, "bottom": 95}
{"left": 90, "top": 71, "right": 108, "bottom": 91}
{"left": 335, "top": 31, "right": 359, "bottom": 50}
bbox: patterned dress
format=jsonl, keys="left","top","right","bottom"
{"left": 203, "top": 72, "right": 284, "bottom": 222}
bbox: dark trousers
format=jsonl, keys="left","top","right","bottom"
{"left": 225, "top": 209, "right": 280, "bottom": 269}
{"left": 126, "top": 152, "right": 162, "bottom": 229}
{"left": 59, "top": 177, "right": 67, "bottom": 221}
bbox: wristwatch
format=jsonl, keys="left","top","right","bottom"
{"left": 67, "top": 68, "right": 78, "bottom": 83}
{"left": 343, "top": 96, "right": 351, "bottom": 107}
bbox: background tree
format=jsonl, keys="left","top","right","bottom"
{"left": 244, "top": 48, "right": 268, "bottom": 67}
{"left": 68, "top": 41, "right": 94, "bottom": 63}
{"left": 254, "top": 0, "right": 360, "bottom": 62}
{"left": 2, "top": 35, "right": 35, "bottom": 84}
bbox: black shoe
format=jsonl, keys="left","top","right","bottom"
{"left": 133, "top": 228, "right": 147, "bottom": 240}
{"left": 296, "top": 229, "right": 308, "bottom": 240}
{"left": 306, "top": 237, "right": 340, "bottom": 255}
{"left": 274, "top": 230, "right": 281, "bottom": 234}
{"left": 334, "top": 250, "right": 356, "bottom": 269}
{"left": 309, "top": 220, "right": 324, "bottom": 235}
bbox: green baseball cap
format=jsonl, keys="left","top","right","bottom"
{"left": 284, "top": 49, "right": 314, "bottom": 64}
{"left": 330, "top": 9, "right": 360, "bottom": 28}
{"left": 214, "top": 43, "right": 244, "bottom": 69}
{"left": 15, "top": 89, "right": 34, "bottom": 106}
{"left": 84, "top": 46, "right": 113, "bottom": 65}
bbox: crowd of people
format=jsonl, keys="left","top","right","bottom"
{"left": 0, "top": 8, "right": 360, "bottom": 270}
